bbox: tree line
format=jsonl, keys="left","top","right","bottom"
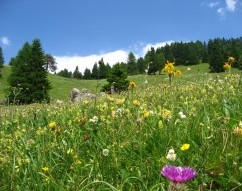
{"left": 57, "top": 37, "right": 242, "bottom": 79}
{"left": 0, "top": 36, "right": 241, "bottom": 104}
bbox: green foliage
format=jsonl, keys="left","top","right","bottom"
{"left": 0, "top": 47, "right": 4, "bottom": 79}
{"left": 101, "top": 63, "right": 129, "bottom": 92}
{"left": 7, "top": 39, "right": 51, "bottom": 104}
{"left": 72, "top": 66, "right": 83, "bottom": 79}
{"left": 0, "top": 47, "right": 4, "bottom": 68}
{"left": 127, "top": 52, "right": 138, "bottom": 75}
{"left": 91, "top": 63, "right": 99, "bottom": 79}
{"left": 57, "top": 68, "right": 73, "bottom": 78}
{"left": 83, "top": 68, "right": 92, "bottom": 79}
{"left": 44, "top": 53, "right": 57, "bottom": 72}
{"left": 208, "top": 38, "right": 225, "bottom": 72}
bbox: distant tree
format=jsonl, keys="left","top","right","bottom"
{"left": 0, "top": 47, "right": 4, "bottom": 68}
{"left": 208, "top": 38, "right": 225, "bottom": 72}
{"left": 8, "top": 39, "right": 51, "bottom": 104}
{"left": 91, "top": 63, "right": 99, "bottom": 79}
{"left": 0, "top": 47, "right": 4, "bottom": 78}
{"left": 144, "top": 47, "right": 156, "bottom": 74}
{"left": 101, "top": 63, "right": 129, "bottom": 92}
{"left": 83, "top": 68, "right": 92, "bottom": 79}
{"left": 98, "top": 58, "right": 108, "bottom": 79}
{"left": 127, "top": 52, "right": 137, "bottom": 75}
{"left": 185, "top": 42, "right": 200, "bottom": 65}
{"left": 44, "top": 53, "right": 57, "bottom": 72}
{"left": 73, "top": 66, "right": 82, "bottom": 79}
{"left": 162, "top": 44, "right": 174, "bottom": 62}
{"left": 57, "top": 68, "right": 72, "bottom": 78}
{"left": 137, "top": 57, "right": 146, "bottom": 74}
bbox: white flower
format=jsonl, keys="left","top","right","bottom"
{"left": 178, "top": 111, "right": 186, "bottom": 119}
{"left": 89, "top": 116, "right": 98, "bottom": 123}
{"left": 166, "top": 148, "right": 176, "bottom": 161}
{"left": 102, "top": 149, "right": 109, "bottom": 156}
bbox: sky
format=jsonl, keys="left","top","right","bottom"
{"left": 1, "top": 0, "right": 242, "bottom": 73}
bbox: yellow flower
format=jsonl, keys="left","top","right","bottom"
{"left": 129, "top": 81, "right": 137, "bottom": 89}
{"left": 48, "top": 122, "right": 56, "bottom": 129}
{"left": 116, "top": 98, "right": 125, "bottom": 105}
{"left": 175, "top": 70, "right": 182, "bottom": 76}
{"left": 42, "top": 167, "right": 49, "bottom": 172}
{"left": 162, "top": 61, "right": 175, "bottom": 75}
{"left": 132, "top": 99, "right": 140, "bottom": 106}
{"left": 180, "top": 143, "right": 190, "bottom": 151}
{"left": 223, "top": 62, "right": 231, "bottom": 71}
{"left": 228, "top": 56, "right": 235, "bottom": 64}
{"left": 143, "top": 110, "right": 150, "bottom": 118}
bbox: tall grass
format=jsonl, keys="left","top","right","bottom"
{"left": 0, "top": 69, "right": 242, "bottom": 190}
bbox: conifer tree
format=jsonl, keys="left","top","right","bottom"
{"left": 8, "top": 39, "right": 51, "bottom": 103}
{"left": 0, "top": 47, "right": 4, "bottom": 78}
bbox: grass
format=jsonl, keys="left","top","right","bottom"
{"left": 0, "top": 63, "right": 242, "bottom": 190}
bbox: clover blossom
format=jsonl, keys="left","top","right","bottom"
{"left": 161, "top": 165, "right": 197, "bottom": 183}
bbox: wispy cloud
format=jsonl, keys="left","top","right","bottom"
{"left": 208, "top": 1, "right": 219, "bottom": 8}
{"left": 217, "top": 7, "right": 226, "bottom": 16}
{"left": 54, "top": 41, "right": 174, "bottom": 73}
{"left": 0, "top": 36, "right": 10, "bottom": 46}
{"left": 207, "top": 0, "right": 240, "bottom": 16}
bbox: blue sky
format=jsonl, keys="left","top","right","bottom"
{"left": 1, "top": 0, "right": 242, "bottom": 73}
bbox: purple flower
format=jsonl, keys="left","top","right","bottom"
{"left": 161, "top": 165, "right": 197, "bottom": 183}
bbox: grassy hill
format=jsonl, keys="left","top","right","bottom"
{"left": 0, "top": 63, "right": 240, "bottom": 101}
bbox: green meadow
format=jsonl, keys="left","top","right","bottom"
{"left": 0, "top": 64, "right": 242, "bottom": 190}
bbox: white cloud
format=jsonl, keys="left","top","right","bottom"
{"left": 54, "top": 50, "right": 128, "bottom": 73}
{"left": 225, "top": 0, "right": 237, "bottom": 11}
{"left": 209, "top": 1, "right": 219, "bottom": 8}
{"left": 0, "top": 36, "right": 10, "bottom": 46}
{"left": 54, "top": 41, "right": 174, "bottom": 74}
{"left": 217, "top": 7, "right": 226, "bottom": 16}
{"left": 140, "top": 41, "right": 174, "bottom": 56}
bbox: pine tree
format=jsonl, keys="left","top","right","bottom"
{"left": 73, "top": 66, "right": 82, "bottom": 79}
{"left": 208, "top": 38, "right": 225, "bottom": 72}
{"left": 91, "top": 63, "right": 99, "bottom": 79}
{"left": 57, "top": 68, "right": 72, "bottom": 78}
{"left": 101, "top": 63, "right": 129, "bottom": 92}
{"left": 0, "top": 47, "right": 4, "bottom": 68}
{"left": 127, "top": 52, "right": 137, "bottom": 75}
{"left": 0, "top": 47, "right": 4, "bottom": 78}
{"left": 8, "top": 39, "right": 51, "bottom": 104}
{"left": 83, "top": 68, "right": 92, "bottom": 79}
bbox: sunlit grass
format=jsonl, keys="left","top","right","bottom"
{"left": 1, "top": 66, "right": 242, "bottom": 190}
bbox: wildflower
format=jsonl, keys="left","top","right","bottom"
{"left": 26, "top": 139, "right": 35, "bottom": 146}
{"left": 116, "top": 98, "right": 125, "bottom": 105}
{"left": 42, "top": 167, "right": 49, "bottom": 172}
{"left": 175, "top": 70, "right": 182, "bottom": 76}
{"left": 89, "top": 116, "right": 98, "bottom": 123}
{"left": 48, "top": 121, "right": 56, "bottom": 130}
{"left": 162, "top": 61, "right": 175, "bottom": 75}
{"left": 143, "top": 110, "right": 150, "bottom": 118}
{"left": 228, "top": 56, "right": 235, "bottom": 63}
{"left": 161, "top": 109, "right": 172, "bottom": 120}
{"left": 178, "top": 111, "right": 186, "bottom": 119}
{"left": 102, "top": 149, "right": 109, "bottom": 156}
{"left": 187, "top": 67, "right": 191, "bottom": 71}
{"left": 132, "top": 99, "right": 140, "bottom": 106}
{"left": 158, "top": 120, "right": 163, "bottom": 129}
{"left": 180, "top": 144, "right": 190, "bottom": 151}
{"left": 233, "top": 127, "right": 242, "bottom": 135}
{"left": 129, "top": 81, "right": 137, "bottom": 89}
{"left": 161, "top": 165, "right": 197, "bottom": 183}
{"left": 136, "top": 117, "right": 142, "bottom": 125}
{"left": 166, "top": 148, "right": 176, "bottom": 161}
{"left": 223, "top": 62, "right": 231, "bottom": 71}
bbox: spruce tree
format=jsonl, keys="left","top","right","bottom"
{"left": 0, "top": 47, "right": 4, "bottom": 78}
{"left": 8, "top": 39, "right": 51, "bottom": 104}
{"left": 101, "top": 63, "right": 129, "bottom": 92}
{"left": 0, "top": 47, "right": 4, "bottom": 68}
